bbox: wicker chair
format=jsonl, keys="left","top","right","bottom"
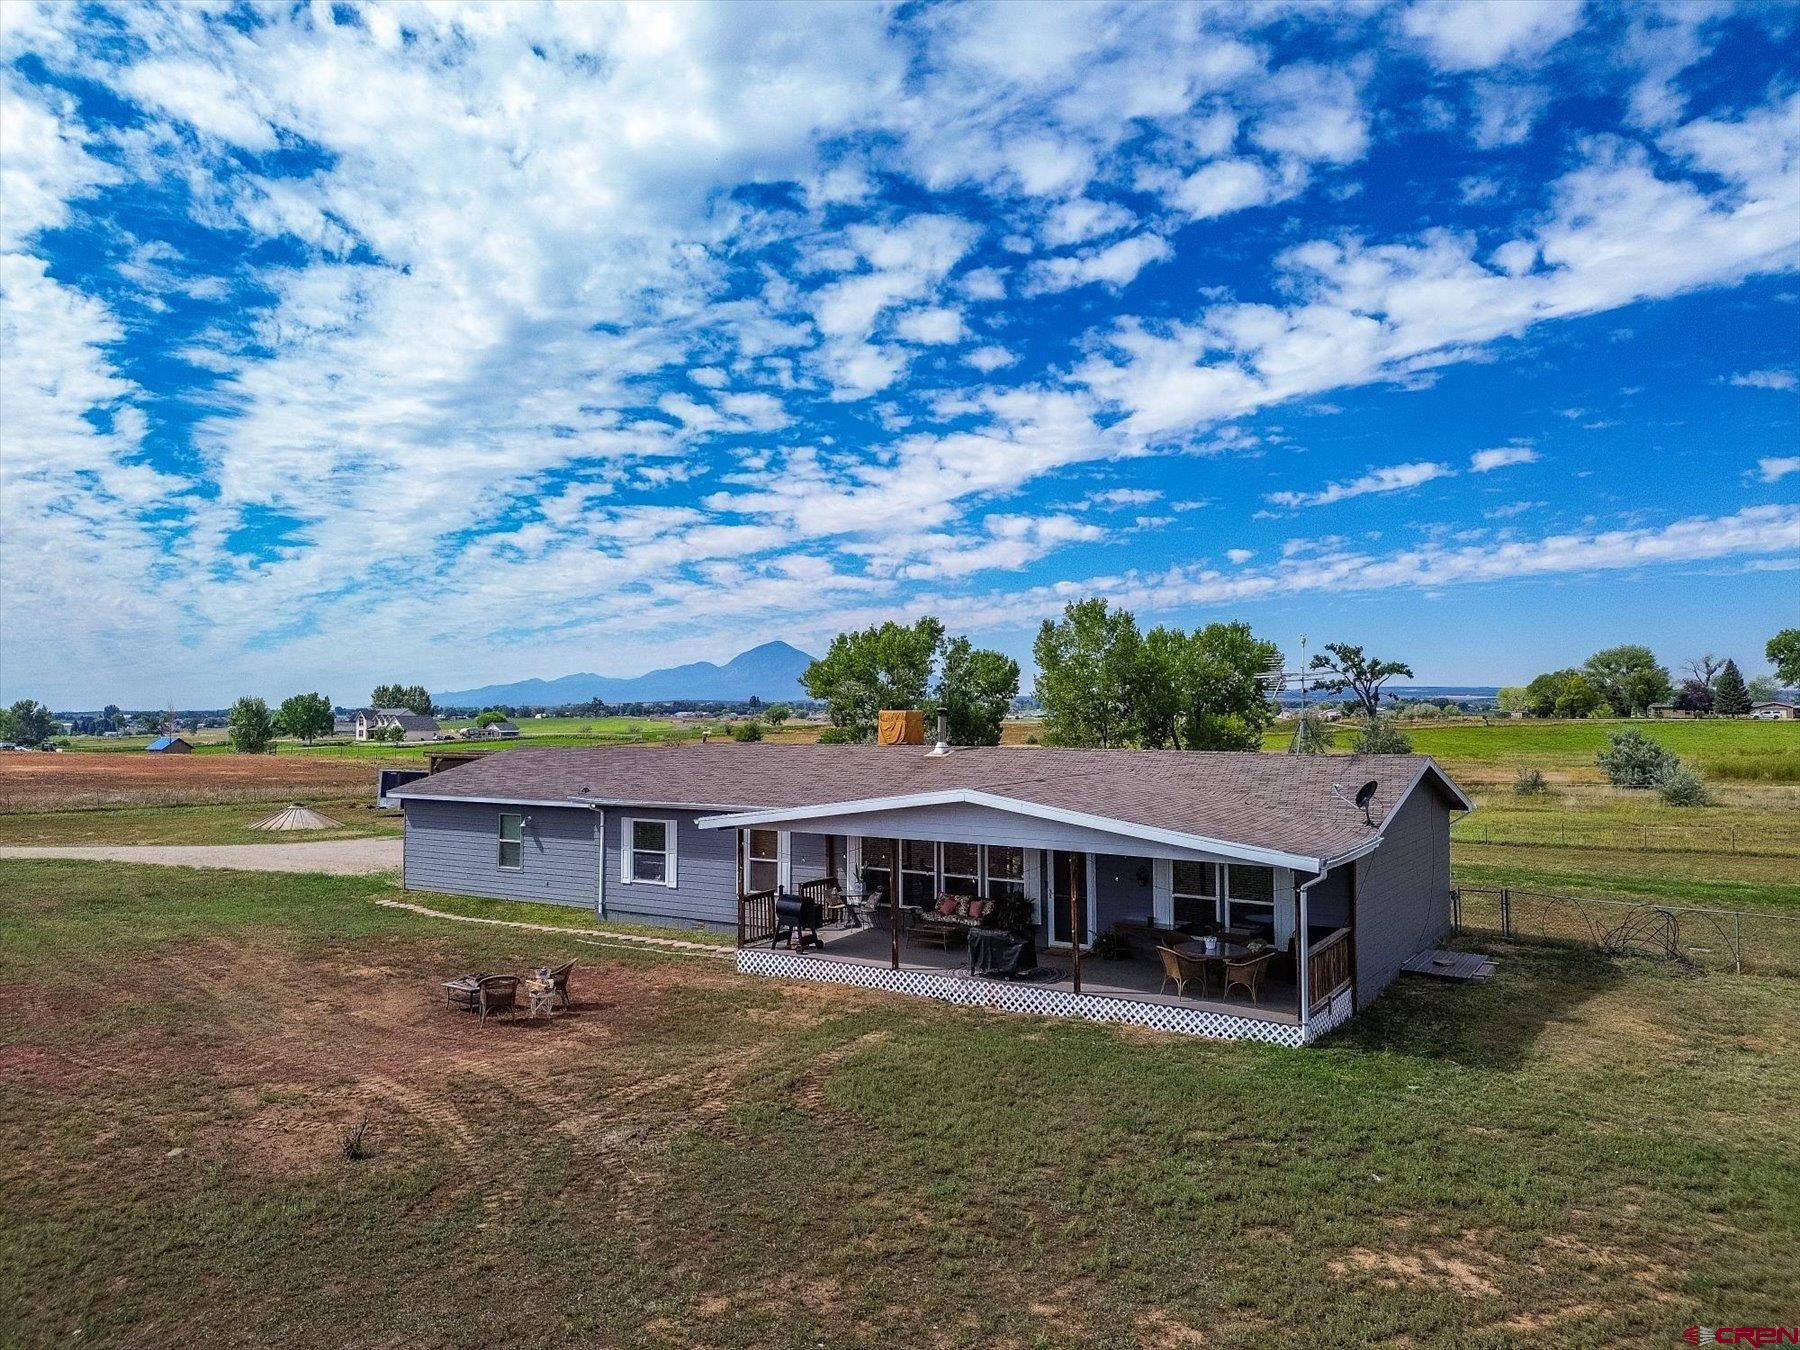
{"left": 1157, "top": 945, "right": 1211, "bottom": 999}
{"left": 542, "top": 961, "right": 575, "bottom": 1010}
{"left": 1221, "top": 952, "right": 1275, "bottom": 1005}
{"left": 475, "top": 974, "right": 520, "bottom": 1022}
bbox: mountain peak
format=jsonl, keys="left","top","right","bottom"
{"left": 435, "top": 641, "right": 817, "bottom": 707}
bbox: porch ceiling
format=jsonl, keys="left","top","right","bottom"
{"left": 695, "top": 790, "right": 1324, "bottom": 871}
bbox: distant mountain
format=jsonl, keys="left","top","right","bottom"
{"left": 435, "top": 641, "right": 816, "bottom": 708}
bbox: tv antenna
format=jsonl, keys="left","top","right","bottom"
{"left": 1261, "top": 635, "right": 1315, "bottom": 753}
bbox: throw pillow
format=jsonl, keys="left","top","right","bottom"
{"left": 935, "top": 894, "right": 959, "bottom": 917}
{"left": 967, "top": 899, "right": 987, "bottom": 922}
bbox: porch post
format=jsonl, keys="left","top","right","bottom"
{"left": 890, "top": 836, "right": 902, "bottom": 971}
{"left": 1297, "top": 877, "right": 1311, "bottom": 1027}
{"left": 1068, "top": 851, "right": 1082, "bottom": 996}
{"left": 826, "top": 834, "right": 838, "bottom": 884}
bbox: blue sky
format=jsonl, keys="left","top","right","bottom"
{"left": 1, "top": 0, "right": 1796, "bottom": 709}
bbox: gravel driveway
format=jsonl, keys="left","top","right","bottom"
{"left": 0, "top": 837, "right": 402, "bottom": 875}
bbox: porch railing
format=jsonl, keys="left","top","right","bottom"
{"left": 1307, "top": 927, "right": 1353, "bottom": 1014}
{"left": 737, "top": 888, "right": 778, "bottom": 947}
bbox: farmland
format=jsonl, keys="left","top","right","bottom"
{"left": 2, "top": 860, "right": 1796, "bottom": 1346}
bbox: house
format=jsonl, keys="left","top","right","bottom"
{"left": 353, "top": 708, "right": 441, "bottom": 742}
{"left": 392, "top": 742, "right": 1472, "bottom": 1046}
{"left": 144, "top": 736, "right": 193, "bottom": 754}
{"left": 1750, "top": 701, "right": 1798, "bottom": 720}
{"left": 491, "top": 720, "right": 520, "bottom": 738}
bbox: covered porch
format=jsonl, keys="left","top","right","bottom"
{"left": 706, "top": 800, "right": 1357, "bottom": 1045}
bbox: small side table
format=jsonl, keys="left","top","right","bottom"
{"left": 523, "top": 977, "right": 557, "bottom": 1018}
{"left": 444, "top": 976, "right": 480, "bottom": 1013}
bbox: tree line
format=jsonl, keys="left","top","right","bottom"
{"left": 800, "top": 600, "right": 1416, "bottom": 753}
{"left": 1503, "top": 629, "right": 1797, "bottom": 720}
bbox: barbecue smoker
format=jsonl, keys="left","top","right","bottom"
{"left": 772, "top": 891, "right": 823, "bottom": 950}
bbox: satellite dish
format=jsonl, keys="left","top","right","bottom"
{"left": 1354, "top": 780, "right": 1378, "bottom": 826}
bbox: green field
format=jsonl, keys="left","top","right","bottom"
{"left": 1, "top": 861, "right": 1794, "bottom": 1346}
{"left": 1264, "top": 714, "right": 1800, "bottom": 775}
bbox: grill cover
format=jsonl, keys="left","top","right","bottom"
{"left": 969, "top": 926, "right": 1037, "bottom": 979}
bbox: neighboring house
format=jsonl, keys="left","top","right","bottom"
{"left": 491, "top": 720, "right": 520, "bottom": 738}
{"left": 393, "top": 743, "right": 1472, "bottom": 1046}
{"left": 353, "top": 708, "right": 441, "bottom": 742}
{"left": 145, "top": 736, "right": 193, "bottom": 754}
{"left": 1750, "top": 701, "right": 1798, "bottom": 720}
{"left": 1645, "top": 703, "right": 1692, "bottom": 719}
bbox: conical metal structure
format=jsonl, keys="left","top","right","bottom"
{"left": 249, "top": 803, "right": 342, "bottom": 831}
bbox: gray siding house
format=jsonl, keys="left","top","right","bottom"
{"left": 394, "top": 744, "right": 1471, "bottom": 1046}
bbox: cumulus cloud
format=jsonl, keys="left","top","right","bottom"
{"left": 1401, "top": 0, "right": 1585, "bottom": 71}
{"left": 1757, "top": 457, "right": 1800, "bottom": 484}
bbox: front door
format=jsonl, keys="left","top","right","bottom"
{"left": 1048, "top": 850, "right": 1090, "bottom": 948}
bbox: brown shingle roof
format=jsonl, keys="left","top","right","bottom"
{"left": 394, "top": 743, "right": 1469, "bottom": 866}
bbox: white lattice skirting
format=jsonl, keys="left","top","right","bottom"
{"left": 737, "top": 948, "right": 1346, "bottom": 1047}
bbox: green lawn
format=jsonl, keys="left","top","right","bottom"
{"left": 0, "top": 800, "right": 401, "bottom": 847}
{"left": 2, "top": 861, "right": 1794, "bottom": 1346}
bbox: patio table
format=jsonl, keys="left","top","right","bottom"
{"left": 1173, "top": 940, "right": 1251, "bottom": 962}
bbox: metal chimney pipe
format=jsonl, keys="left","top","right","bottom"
{"left": 928, "top": 709, "right": 951, "bottom": 756}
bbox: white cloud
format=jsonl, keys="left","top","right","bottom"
{"left": 1757, "top": 457, "right": 1800, "bottom": 484}
{"left": 965, "top": 345, "right": 1017, "bottom": 372}
{"left": 929, "top": 505, "right": 1800, "bottom": 630}
{"left": 1041, "top": 197, "right": 1134, "bottom": 247}
{"left": 1266, "top": 461, "right": 1455, "bottom": 509}
{"left": 1225, "top": 548, "right": 1255, "bottom": 564}
{"left": 892, "top": 306, "right": 968, "bottom": 345}
{"left": 1469, "top": 445, "right": 1539, "bottom": 472}
{"left": 1085, "top": 488, "right": 1162, "bottom": 509}
{"left": 1169, "top": 158, "right": 1281, "bottom": 220}
{"left": 1469, "top": 80, "right": 1546, "bottom": 148}
{"left": 1025, "top": 232, "right": 1171, "bottom": 295}
{"left": 1728, "top": 369, "right": 1797, "bottom": 391}
{"left": 1401, "top": 0, "right": 1585, "bottom": 71}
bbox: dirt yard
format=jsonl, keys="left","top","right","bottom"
{"left": 0, "top": 752, "right": 381, "bottom": 811}
{"left": 4, "top": 862, "right": 1796, "bottom": 1347}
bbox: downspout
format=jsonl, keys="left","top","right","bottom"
{"left": 594, "top": 806, "right": 606, "bottom": 920}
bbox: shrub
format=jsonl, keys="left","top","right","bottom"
{"left": 731, "top": 721, "right": 764, "bottom": 743}
{"left": 1657, "top": 763, "right": 1711, "bottom": 806}
{"left": 1352, "top": 717, "right": 1413, "bottom": 754}
{"left": 1596, "top": 727, "right": 1678, "bottom": 788}
{"left": 1512, "top": 768, "right": 1549, "bottom": 797}
{"left": 816, "top": 726, "right": 859, "bottom": 744}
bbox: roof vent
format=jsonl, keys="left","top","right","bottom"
{"left": 926, "top": 709, "right": 951, "bottom": 757}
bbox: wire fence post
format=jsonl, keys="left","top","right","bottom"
{"left": 1734, "top": 911, "right": 1742, "bottom": 975}
{"left": 1500, "top": 887, "right": 1512, "bottom": 938}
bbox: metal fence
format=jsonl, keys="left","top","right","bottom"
{"left": 1451, "top": 886, "right": 1800, "bottom": 977}
{"left": 1451, "top": 818, "right": 1800, "bottom": 857}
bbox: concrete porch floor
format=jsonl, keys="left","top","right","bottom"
{"left": 764, "top": 920, "right": 1301, "bottom": 1025}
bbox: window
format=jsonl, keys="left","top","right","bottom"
{"left": 744, "top": 829, "right": 780, "bottom": 893}
{"left": 498, "top": 813, "right": 523, "bottom": 870}
{"left": 1171, "top": 860, "right": 1217, "bottom": 930}
{"left": 1224, "top": 863, "right": 1274, "bottom": 933}
{"left": 859, "top": 838, "right": 894, "bottom": 902}
{"left": 623, "top": 818, "right": 675, "bottom": 887}
{"left": 901, "top": 838, "right": 937, "bottom": 908}
{"left": 983, "top": 845, "right": 1026, "bottom": 904}
{"left": 940, "top": 842, "right": 980, "bottom": 897}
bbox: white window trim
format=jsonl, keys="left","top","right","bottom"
{"left": 742, "top": 828, "right": 783, "bottom": 894}
{"left": 621, "top": 815, "right": 678, "bottom": 888}
{"left": 498, "top": 811, "right": 523, "bottom": 871}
